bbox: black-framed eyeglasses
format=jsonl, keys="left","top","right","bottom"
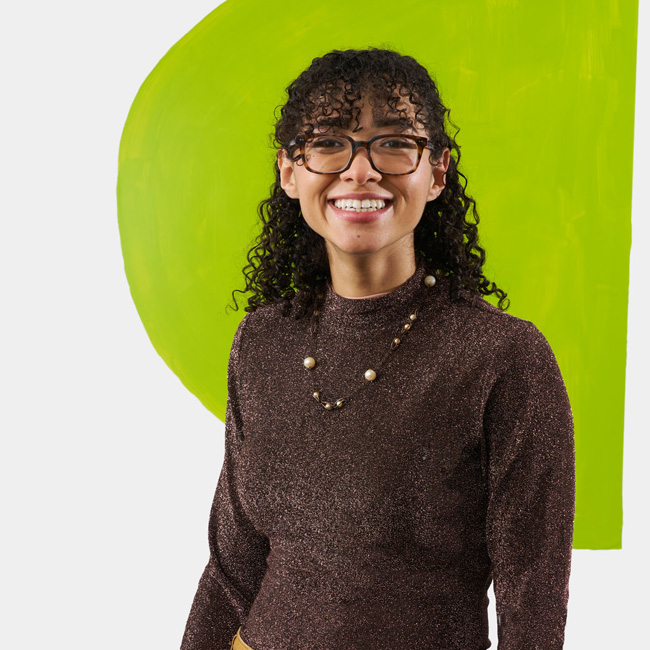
{"left": 286, "top": 133, "right": 436, "bottom": 175}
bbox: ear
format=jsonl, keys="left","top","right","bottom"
{"left": 277, "top": 149, "right": 299, "bottom": 200}
{"left": 427, "top": 147, "right": 451, "bottom": 202}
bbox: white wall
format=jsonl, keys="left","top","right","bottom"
{"left": 1, "top": 1, "right": 647, "bottom": 648}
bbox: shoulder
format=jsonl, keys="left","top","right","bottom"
{"left": 463, "top": 297, "right": 565, "bottom": 395}
{"left": 462, "top": 294, "right": 548, "bottom": 345}
{"left": 433, "top": 284, "right": 558, "bottom": 376}
{"left": 230, "top": 301, "right": 302, "bottom": 357}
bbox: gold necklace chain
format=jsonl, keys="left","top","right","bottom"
{"left": 303, "top": 272, "right": 438, "bottom": 410}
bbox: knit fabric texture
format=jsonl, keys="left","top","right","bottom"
{"left": 180, "top": 264, "right": 576, "bottom": 650}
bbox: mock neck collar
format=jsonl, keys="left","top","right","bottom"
{"left": 319, "top": 264, "right": 443, "bottom": 323}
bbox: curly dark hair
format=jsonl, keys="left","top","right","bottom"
{"left": 228, "top": 46, "right": 509, "bottom": 319}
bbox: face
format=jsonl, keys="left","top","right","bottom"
{"left": 277, "top": 94, "right": 450, "bottom": 267}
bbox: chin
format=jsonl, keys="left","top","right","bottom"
{"left": 329, "top": 240, "right": 387, "bottom": 256}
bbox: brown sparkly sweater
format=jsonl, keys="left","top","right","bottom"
{"left": 180, "top": 264, "right": 575, "bottom": 650}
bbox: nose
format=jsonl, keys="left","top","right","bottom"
{"left": 340, "top": 146, "right": 382, "bottom": 184}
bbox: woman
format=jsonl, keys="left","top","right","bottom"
{"left": 181, "top": 48, "right": 575, "bottom": 650}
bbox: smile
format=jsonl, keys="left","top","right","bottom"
{"left": 333, "top": 198, "right": 387, "bottom": 211}
{"left": 327, "top": 199, "right": 393, "bottom": 221}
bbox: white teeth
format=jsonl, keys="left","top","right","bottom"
{"left": 332, "top": 198, "right": 388, "bottom": 211}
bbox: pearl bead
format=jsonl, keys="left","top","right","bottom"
{"left": 306, "top": 273, "right": 434, "bottom": 409}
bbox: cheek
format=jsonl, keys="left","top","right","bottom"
{"left": 399, "top": 180, "right": 429, "bottom": 207}
{"left": 295, "top": 176, "right": 328, "bottom": 203}
{"left": 412, "top": 179, "right": 435, "bottom": 204}
{"left": 296, "top": 184, "right": 332, "bottom": 216}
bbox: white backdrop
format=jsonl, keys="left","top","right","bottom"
{"left": 1, "top": 1, "right": 648, "bottom": 648}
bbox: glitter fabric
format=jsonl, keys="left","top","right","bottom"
{"left": 180, "top": 264, "right": 575, "bottom": 650}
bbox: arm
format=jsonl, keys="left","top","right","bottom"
{"left": 484, "top": 320, "right": 576, "bottom": 650}
{"left": 181, "top": 315, "right": 269, "bottom": 650}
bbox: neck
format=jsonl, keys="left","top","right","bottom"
{"left": 327, "top": 257, "right": 420, "bottom": 299}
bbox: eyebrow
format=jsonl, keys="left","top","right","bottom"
{"left": 314, "top": 115, "right": 414, "bottom": 131}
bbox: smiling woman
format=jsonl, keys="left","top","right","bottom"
{"left": 277, "top": 101, "right": 450, "bottom": 293}
{"left": 180, "top": 47, "right": 575, "bottom": 650}
{"left": 236, "top": 48, "right": 503, "bottom": 308}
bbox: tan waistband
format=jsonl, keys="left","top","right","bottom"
{"left": 230, "top": 626, "right": 255, "bottom": 650}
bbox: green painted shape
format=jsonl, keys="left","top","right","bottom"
{"left": 116, "top": 0, "right": 639, "bottom": 549}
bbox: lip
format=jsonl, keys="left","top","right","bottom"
{"left": 329, "top": 193, "right": 393, "bottom": 201}
{"left": 327, "top": 199, "right": 393, "bottom": 222}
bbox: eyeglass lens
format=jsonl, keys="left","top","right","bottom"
{"left": 303, "top": 136, "right": 419, "bottom": 174}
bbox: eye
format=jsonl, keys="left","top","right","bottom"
{"left": 379, "top": 137, "right": 417, "bottom": 149}
{"left": 310, "top": 136, "right": 347, "bottom": 149}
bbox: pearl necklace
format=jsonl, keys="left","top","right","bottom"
{"left": 303, "top": 272, "right": 438, "bottom": 410}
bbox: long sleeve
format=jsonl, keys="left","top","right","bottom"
{"left": 483, "top": 320, "right": 576, "bottom": 650}
{"left": 181, "top": 315, "right": 270, "bottom": 650}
